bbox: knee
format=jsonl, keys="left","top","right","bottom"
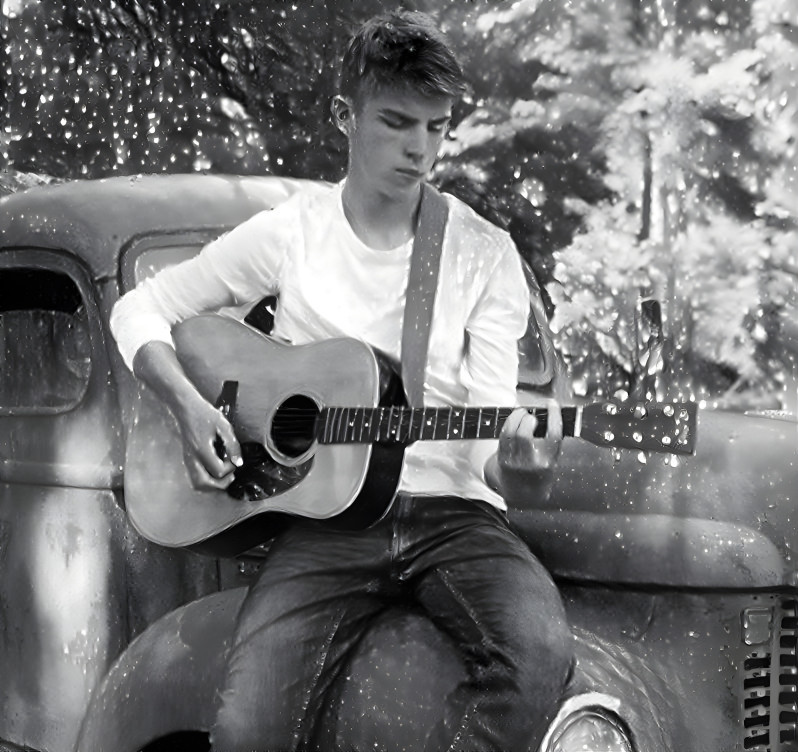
{"left": 502, "top": 598, "right": 574, "bottom": 698}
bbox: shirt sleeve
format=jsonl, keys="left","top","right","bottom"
{"left": 110, "top": 200, "right": 297, "bottom": 371}
{"left": 460, "top": 236, "right": 531, "bottom": 407}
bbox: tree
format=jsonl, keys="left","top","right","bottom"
{"left": 439, "top": 0, "right": 798, "bottom": 407}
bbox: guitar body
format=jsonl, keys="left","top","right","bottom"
{"left": 125, "top": 315, "right": 404, "bottom": 556}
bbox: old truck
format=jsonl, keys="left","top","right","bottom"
{"left": 0, "top": 173, "right": 796, "bottom": 752}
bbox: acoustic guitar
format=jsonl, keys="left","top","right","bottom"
{"left": 125, "top": 314, "right": 697, "bottom": 556}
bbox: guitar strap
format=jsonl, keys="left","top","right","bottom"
{"left": 401, "top": 182, "right": 449, "bottom": 407}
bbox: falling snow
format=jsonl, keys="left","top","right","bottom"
{"left": 1, "top": 1, "right": 796, "bottom": 401}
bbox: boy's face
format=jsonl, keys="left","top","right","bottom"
{"left": 345, "top": 85, "right": 453, "bottom": 200}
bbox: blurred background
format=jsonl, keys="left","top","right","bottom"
{"left": 1, "top": 0, "right": 796, "bottom": 411}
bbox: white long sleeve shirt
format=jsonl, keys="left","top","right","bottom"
{"left": 111, "top": 180, "right": 530, "bottom": 508}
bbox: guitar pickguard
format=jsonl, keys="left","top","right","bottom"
{"left": 226, "top": 442, "right": 313, "bottom": 502}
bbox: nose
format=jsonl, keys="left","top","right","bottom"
{"left": 404, "top": 126, "right": 430, "bottom": 162}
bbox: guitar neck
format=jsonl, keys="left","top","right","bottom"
{"left": 318, "top": 406, "right": 578, "bottom": 445}
{"left": 316, "top": 400, "right": 697, "bottom": 455}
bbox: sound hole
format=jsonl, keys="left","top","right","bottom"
{"left": 271, "top": 394, "right": 319, "bottom": 458}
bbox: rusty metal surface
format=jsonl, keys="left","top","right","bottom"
{"left": 0, "top": 175, "right": 312, "bottom": 281}
{"left": 75, "top": 588, "right": 246, "bottom": 752}
{"left": 0, "top": 486, "right": 128, "bottom": 752}
{"left": 509, "top": 408, "right": 798, "bottom": 588}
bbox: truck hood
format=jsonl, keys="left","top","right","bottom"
{"left": 509, "top": 408, "right": 798, "bottom": 589}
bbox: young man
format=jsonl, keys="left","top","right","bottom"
{"left": 111, "top": 9, "right": 573, "bottom": 751}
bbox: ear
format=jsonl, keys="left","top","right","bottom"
{"left": 331, "top": 95, "right": 353, "bottom": 136}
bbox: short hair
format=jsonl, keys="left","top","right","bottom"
{"left": 339, "top": 9, "right": 466, "bottom": 106}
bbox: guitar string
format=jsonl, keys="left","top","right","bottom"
{"left": 268, "top": 407, "right": 550, "bottom": 440}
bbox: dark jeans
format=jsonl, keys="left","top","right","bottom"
{"left": 211, "top": 495, "right": 573, "bottom": 752}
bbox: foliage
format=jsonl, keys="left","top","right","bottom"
{"left": 2, "top": 0, "right": 797, "bottom": 407}
{"left": 443, "top": 0, "right": 798, "bottom": 407}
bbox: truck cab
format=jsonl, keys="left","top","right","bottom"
{"left": 1, "top": 174, "right": 796, "bottom": 752}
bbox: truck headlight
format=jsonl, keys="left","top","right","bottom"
{"left": 539, "top": 694, "right": 634, "bottom": 752}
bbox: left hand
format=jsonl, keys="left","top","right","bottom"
{"left": 497, "top": 399, "right": 563, "bottom": 473}
{"left": 486, "top": 398, "right": 563, "bottom": 500}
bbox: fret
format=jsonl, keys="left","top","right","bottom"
{"left": 412, "top": 407, "right": 425, "bottom": 443}
{"left": 370, "top": 407, "right": 378, "bottom": 442}
{"left": 401, "top": 407, "right": 411, "bottom": 443}
{"left": 346, "top": 407, "right": 359, "bottom": 443}
{"left": 396, "top": 407, "right": 407, "bottom": 443}
{"left": 386, "top": 406, "right": 395, "bottom": 442}
{"left": 321, "top": 409, "right": 330, "bottom": 443}
{"left": 399, "top": 408, "right": 412, "bottom": 443}
{"left": 322, "top": 408, "right": 331, "bottom": 443}
{"left": 391, "top": 407, "right": 404, "bottom": 442}
{"left": 461, "top": 408, "right": 477, "bottom": 440}
{"left": 329, "top": 407, "right": 338, "bottom": 444}
{"left": 374, "top": 407, "right": 385, "bottom": 441}
{"left": 449, "top": 408, "right": 461, "bottom": 439}
{"left": 421, "top": 408, "right": 433, "bottom": 441}
{"left": 342, "top": 407, "right": 351, "bottom": 442}
{"left": 470, "top": 408, "right": 484, "bottom": 439}
{"left": 358, "top": 407, "right": 367, "bottom": 443}
{"left": 366, "top": 408, "right": 378, "bottom": 442}
{"left": 343, "top": 407, "right": 352, "bottom": 443}
{"left": 334, "top": 408, "right": 344, "bottom": 444}
{"left": 494, "top": 407, "right": 501, "bottom": 439}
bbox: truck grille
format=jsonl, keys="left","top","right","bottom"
{"left": 743, "top": 599, "right": 798, "bottom": 751}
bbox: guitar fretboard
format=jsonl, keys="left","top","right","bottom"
{"left": 318, "top": 406, "right": 579, "bottom": 445}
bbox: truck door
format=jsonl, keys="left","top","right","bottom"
{"left": 0, "top": 248, "right": 129, "bottom": 752}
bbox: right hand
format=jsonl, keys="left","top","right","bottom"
{"left": 176, "top": 396, "right": 243, "bottom": 491}
{"left": 130, "top": 341, "right": 243, "bottom": 491}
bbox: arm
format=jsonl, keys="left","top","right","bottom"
{"left": 462, "top": 240, "right": 565, "bottom": 503}
{"left": 111, "top": 208, "right": 288, "bottom": 488}
{"left": 132, "top": 341, "right": 242, "bottom": 490}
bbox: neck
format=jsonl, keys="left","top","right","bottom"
{"left": 342, "top": 177, "right": 420, "bottom": 250}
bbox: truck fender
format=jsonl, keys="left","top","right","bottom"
{"left": 74, "top": 588, "right": 247, "bottom": 752}
{"left": 76, "top": 591, "right": 688, "bottom": 752}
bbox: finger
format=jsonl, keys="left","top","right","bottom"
{"left": 185, "top": 451, "right": 232, "bottom": 491}
{"left": 215, "top": 417, "right": 243, "bottom": 467}
{"left": 197, "top": 437, "right": 238, "bottom": 481}
{"left": 500, "top": 406, "right": 527, "bottom": 439}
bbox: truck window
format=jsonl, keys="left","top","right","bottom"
{"left": 132, "top": 245, "right": 200, "bottom": 284}
{"left": 0, "top": 268, "right": 91, "bottom": 411}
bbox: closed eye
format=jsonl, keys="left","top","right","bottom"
{"left": 379, "top": 113, "right": 451, "bottom": 133}
{"left": 381, "top": 116, "right": 408, "bottom": 130}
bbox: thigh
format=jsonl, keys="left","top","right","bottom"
{"left": 406, "top": 501, "right": 573, "bottom": 752}
{"left": 410, "top": 502, "right": 571, "bottom": 677}
{"left": 212, "top": 523, "right": 389, "bottom": 752}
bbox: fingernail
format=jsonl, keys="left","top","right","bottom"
{"left": 233, "top": 456, "right": 243, "bottom": 467}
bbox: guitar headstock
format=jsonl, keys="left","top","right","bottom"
{"left": 579, "top": 400, "right": 697, "bottom": 455}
